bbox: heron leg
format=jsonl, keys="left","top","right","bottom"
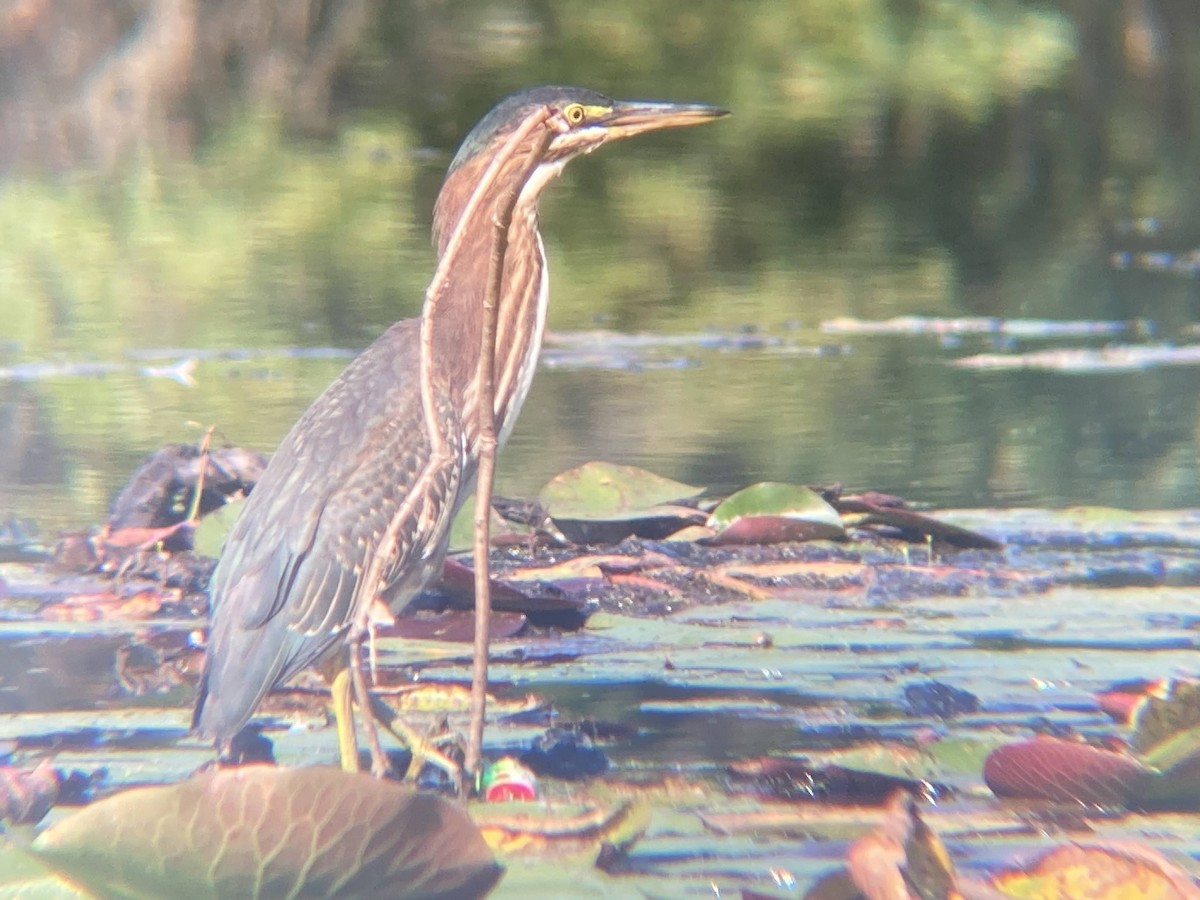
{"left": 330, "top": 667, "right": 359, "bottom": 774}
{"left": 349, "top": 633, "right": 393, "bottom": 778}
{"left": 367, "top": 693, "right": 463, "bottom": 792}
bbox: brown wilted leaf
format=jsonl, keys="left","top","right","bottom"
{"left": 845, "top": 791, "right": 959, "bottom": 900}
{"left": 991, "top": 842, "right": 1200, "bottom": 898}
{"left": 983, "top": 736, "right": 1152, "bottom": 806}
{"left": 475, "top": 799, "right": 645, "bottom": 860}
{"left": 39, "top": 587, "right": 170, "bottom": 622}
{"left": 0, "top": 759, "right": 60, "bottom": 825}
{"left": 31, "top": 765, "right": 502, "bottom": 899}
{"left": 99, "top": 522, "right": 189, "bottom": 551}
{"left": 727, "top": 757, "right": 947, "bottom": 805}
{"left": 834, "top": 499, "right": 1002, "bottom": 550}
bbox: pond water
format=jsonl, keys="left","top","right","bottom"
{"left": 3, "top": 320, "right": 1200, "bottom": 537}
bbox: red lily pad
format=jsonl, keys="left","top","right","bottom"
{"left": 983, "top": 736, "right": 1152, "bottom": 806}
{"left": 437, "top": 558, "right": 585, "bottom": 614}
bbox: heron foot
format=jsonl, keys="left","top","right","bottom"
{"left": 369, "top": 694, "right": 463, "bottom": 793}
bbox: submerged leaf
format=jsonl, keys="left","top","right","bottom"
{"left": 32, "top": 765, "right": 502, "bottom": 899}
{"left": 707, "top": 483, "right": 844, "bottom": 545}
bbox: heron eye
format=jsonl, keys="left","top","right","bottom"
{"left": 563, "top": 103, "right": 586, "bottom": 125}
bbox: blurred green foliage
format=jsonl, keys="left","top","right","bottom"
{"left": 0, "top": 1, "right": 1085, "bottom": 356}
{"left": 1, "top": 116, "right": 426, "bottom": 353}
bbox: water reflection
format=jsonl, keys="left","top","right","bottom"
{"left": 3, "top": 324, "right": 1200, "bottom": 537}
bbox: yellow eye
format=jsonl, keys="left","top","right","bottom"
{"left": 563, "top": 103, "right": 586, "bottom": 126}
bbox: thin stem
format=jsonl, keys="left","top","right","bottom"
{"left": 466, "top": 107, "right": 559, "bottom": 785}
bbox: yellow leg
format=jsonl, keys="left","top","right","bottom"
{"left": 330, "top": 667, "right": 359, "bottom": 773}
{"left": 328, "top": 633, "right": 462, "bottom": 788}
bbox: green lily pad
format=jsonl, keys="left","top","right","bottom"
{"left": 539, "top": 462, "right": 703, "bottom": 519}
{"left": 706, "top": 483, "right": 845, "bottom": 545}
{"left": 538, "top": 462, "right": 705, "bottom": 544}
{"left": 31, "top": 765, "right": 503, "bottom": 899}
{"left": 1138, "top": 726, "right": 1200, "bottom": 810}
{"left": 446, "top": 501, "right": 516, "bottom": 554}
{"left": 1134, "top": 681, "right": 1200, "bottom": 755}
{"left": 191, "top": 497, "right": 245, "bottom": 559}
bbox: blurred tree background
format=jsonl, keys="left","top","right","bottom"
{"left": 3, "top": 0, "right": 1200, "bottom": 526}
{"left": 9, "top": 0, "right": 1198, "bottom": 347}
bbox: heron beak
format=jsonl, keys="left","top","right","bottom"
{"left": 601, "top": 100, "right": 730, "bottom": 140}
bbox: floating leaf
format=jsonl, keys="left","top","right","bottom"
{"left": 32, "top": 765, "right": 502, "bottom": 899}
{"left": 728, "top": 758, "right": 947, "bottom": 805}
{"left": 539, "top": 462, "right": 703, "bottom": 519}
{"left": 1139, "top": 726, "right": 1200, "bottom": 811}
{"left": 192, "top": 496, "right": 245, "bottom": 559}
{"left": 1133, "top": 680, "right": 1200, "bottom": 755}
{"left": 39, "top": 587, "right": 171, "bottom": 622}
{"left": 551, "top": 506, "right": 705, "bottom": 545}
{"left": 834, "top": 496, "right": 1002, "bottom": 550}
{"left": 983, "top": 736, "right": 1152, "bottom": 806}
{"left": 706, "top": 483, "right": 844, "bottom": 545}
{"left": 435, "top": 559, "right": 583, "bottom": 615}
{"left": 539, "top": 462, "right": 704, "bottom": 543}
{"left": 902, "top": 681, "right": 980, "bottom": 719}
{"left": 991, "top": 842, "right": 1200, "bottom": 898}
{"left": 1097, "top": 677, "right": 1169, "bottom": 725}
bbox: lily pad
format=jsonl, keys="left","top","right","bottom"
{"left": 983, "top": 736, "right": 1153, "bottom": 807}
{"left": 1133, "top": 680, "right": 1200, "bottom": 755}
{"left": 191, "top": 497, "right": 244, "bottom": 559}
{"left": 538, "top": 463, "right": 704, "bottom": 542}
{"left": 539, "top": 462, "right": 704, "bottom": 520}
{"left": 31, "top": 765, "right": 503, "bottom": 899}
{"left": 706, "top": 483, "right": 845, "bottom": 545}
{"left": 991, "top": 843, "right": 1200, "bottom": 897}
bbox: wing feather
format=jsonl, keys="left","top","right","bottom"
{"left": 193, "top": 320, "right": 467, "bottom": 743}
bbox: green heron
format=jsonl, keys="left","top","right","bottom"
{"left": 192, "top": 86, "right": 727, "bottom": 777}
